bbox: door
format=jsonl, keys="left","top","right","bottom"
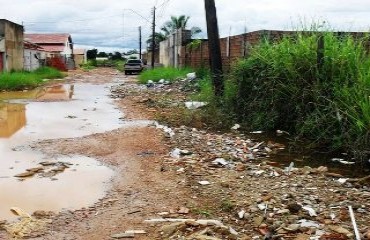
{"left": 0, "top": 52, "right": 3, "bottom": 72}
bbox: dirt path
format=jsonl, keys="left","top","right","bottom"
{"left": 0, "top": 68, "right": 190, "bottom": 239}
{"left": 1, "top": 68, "right": 369, "bottom": 240}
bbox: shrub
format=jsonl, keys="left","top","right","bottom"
{"left": 138, "top": 67, "right": 193, "bottom": 84}
{"left": 227, "top": 32, "right": 370, "bottom": 158}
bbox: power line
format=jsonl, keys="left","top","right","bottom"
{"left": 24, "top": 14, "right": 122, "bottom": 24}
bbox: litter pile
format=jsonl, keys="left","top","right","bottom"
{"left": 153, "top": 125, "right": 370, "bottom": 239}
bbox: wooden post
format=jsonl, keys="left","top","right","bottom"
{"left": 151, "top": 7, "right": 156, "bottom": 69}
{"left": 204, "top": 0, "right": 224, "bottom": 96}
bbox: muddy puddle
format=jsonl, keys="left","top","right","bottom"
{"left": 0, "top": 83, "right": 149, "bottom": 221}
{"left": 253, "top": 132, "right": 369, "bottom": 177}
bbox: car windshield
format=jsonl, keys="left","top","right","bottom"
{"left": 127, "top": 60, "right": 142, "bottom": 64}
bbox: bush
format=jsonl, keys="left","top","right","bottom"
{"left": 226, "top": 32, "right": 370, "bottom": 158}
{"left": 138, "top": 67, "right": 193, "bottom": 84}
{"left": 0, "top": 67, "right": 65, "bottom": 91}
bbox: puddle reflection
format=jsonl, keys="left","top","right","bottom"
{"left": 0, "top": 103, "right": 26, "bottom": 138}
{"left": 0, "top": 84, "right": 74, "bottom": 101}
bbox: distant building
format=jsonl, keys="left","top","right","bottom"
{"left": 74, "top": 48, "right": 87, "bottom": 67}
{"left": 24, "top": 33, "right": 75, "bottom": 70}
{"left": 0, "top": 19, "right": 24, "bottom": 72}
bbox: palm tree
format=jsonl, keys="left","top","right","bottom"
{"left": 161, "top": 15, "right": 202, "bottom": 38}
{"left": 146, "top": 32, "right": 167, "bottom": 50}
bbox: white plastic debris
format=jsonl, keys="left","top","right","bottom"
{"left": 298, "top": 219, "right": 321, "bottom": 228}
{"left": 337, "top": 178, "right": 349, "bottom": 184}
{"left": 257, "top": 203, "right": 267, "bottom": 210}
{"left": 250, "top": 131, "right": 263, "bottom": 134}
{"left": 186, "top": 72, "right": 197, "bottom": 81}
{"left": 332, "top": 158, "right": 356, "bottom": 165}
{"left": 147, "top": 80, "right": 154, "bottom": 84}
{"left": 170, "top": 148, "right": 181, "bottom": 159}
{"left": 158, "top": 79, "right": 165, "bottom": 84}
{"left": 198, "top": 181, "right": 211, "bottom": 185}
{"left": 302, "top": 206, "right": 317, "bottom": 217}
{"left": 185, "top": 101, "right": 208, "bottom": 110}
{"left": 253, "top": 170, "right": 265, "bottom": 176}
{"left": 285, "top": 162, "right": 295, "bottom": 175}
{"left": 238, "top": 210, "right": 246, "bottom": 219}
{"left": 231, "top": 124, "right": 241, "bottom": 130}
{"left": 155, "top": 122, "right": 175, "bottom": 138}
{"left": 212, "top": 158, "right": 229, "bottom": 166}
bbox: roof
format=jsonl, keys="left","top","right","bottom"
{"left": 74, "top": 49, "right": 86, "bottom": 55}
{"left": 24, "top": 33, "right": 71, "bottom": 44}
{"left": 40, "top": 45, "right": 65, "bottom": 52}
{"left": 24, "top": 41, "right": 45, "bottom": 51}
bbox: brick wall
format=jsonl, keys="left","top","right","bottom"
{"left": 178, "top": 30, "right": 368, "bottom": 70}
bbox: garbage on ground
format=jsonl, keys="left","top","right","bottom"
{"left": 4, "top": 207, "right": 51, "bottom": 238}
{"left": 185, "top": 101, "right": 208, "bottom": 110}
{"left": 186, "top": 72, "right": 197, "bottom": 81}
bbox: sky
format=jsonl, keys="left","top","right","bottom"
{"left": 0, "top": 0, "right": 369, "bottom": 53}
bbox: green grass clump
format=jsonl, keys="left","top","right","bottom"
{"left": 138, "top": 67, "right": 193, "bottom": 84}
{"left": 0, "top": 67, "right": 64, "bottom": 91}
{"left": 225, "top": 32, "right": 370, "bottom": 158}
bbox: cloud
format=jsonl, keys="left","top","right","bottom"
{"left": 1, "top": 0, "right": 369, "bottom": 52}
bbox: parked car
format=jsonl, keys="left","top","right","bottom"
{"left": 124, "top": 59, "right": 144, "bottom": 75}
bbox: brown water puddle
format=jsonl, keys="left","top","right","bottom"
{"left": 0, "top": 83, "right": 152, "bottom": 221}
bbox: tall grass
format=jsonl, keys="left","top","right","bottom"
{"left": 225, "top": 32, "right": 370, "bottom": 158}
{"left": 138, "top": 67, "right": 193, "bottom": 84}
{"left": 0, "top": 67, "right": 64, "bottom": 91}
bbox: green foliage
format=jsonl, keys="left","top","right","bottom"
{"left": 86, "top": 48, "right": 98, "bottom": 60}
{"left": 138, "top": 67, "right": 193, "bottom": 83}
{"left": 226, "top": 32, "right": 370, "bottom": 157}
{"left": 0, "top": 67, "right": 64, "bottom": 91}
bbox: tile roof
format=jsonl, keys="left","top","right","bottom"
{"left": 24, "top": 33, "right": 71, "bottom": 44}
{"left": 40, "top": 45, "right": 66, "bottom": 52}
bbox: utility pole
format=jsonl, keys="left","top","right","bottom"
{"left": 151, "top": 7, "right": 156, "bottom": 69}
{"left": 139, "top": 26, "right": 142, "bottom": 60}
{"left": 204, "top": 0, "right": 224, "bottom": 96}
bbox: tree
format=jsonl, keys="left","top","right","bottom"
{"left": 146, "top": 15, "right": 202, "bottom": 51}
{"left": 161, "top": 15, "right": 202, "bottom": 37}
{"left": 146, "top": 32, "right": 167, "bottom": 50}
{"left": 97, "top": 52, "right": 108, "bottom": 57}
{"left": 111, "top": 52, "right": 123, "bottom": 61}
{"left": 125, "top": 49, "right": 138, "bottom": 55}
{"left": 86, "top": 49, "right": 98, "bottom": 60}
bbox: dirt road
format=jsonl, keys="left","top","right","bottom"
{"left": 1, "top": 68, "right": 369, "bottom": 240}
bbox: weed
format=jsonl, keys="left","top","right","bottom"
{"left": 220, "top": 199, "right": 235, "bottom": 212}
{"left": 0, "top": 67, "right": 65, "bottom": 91}
{"left": 224, "top": 31, "right": 370, "bottom": 160}
{"left": 138, "top": 67, "right": 193, "bottom": 84}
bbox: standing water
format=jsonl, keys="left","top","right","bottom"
{"left": 0, "top": 84, "right": 123, "bottom": 221}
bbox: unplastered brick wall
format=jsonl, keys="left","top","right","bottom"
{"left": 179, "top": 30, "right": 369, "bottom": 71}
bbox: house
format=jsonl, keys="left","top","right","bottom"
{"left": 73, "top": 48, "right": 86, "bottom": 67}
{"left": 24, "top": 33, "right": 75, "bottom": 70}
{"left": 0, "top": 19, "right": 24, "bottom": 72}
{"left": 23, "top": 41, "right": 46, "bottom": 71}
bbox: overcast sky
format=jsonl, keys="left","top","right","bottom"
{"left": 0, "top": 0, "right": 369, "bottom": 52}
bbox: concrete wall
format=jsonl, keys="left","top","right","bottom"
{"left": 24, "top": 49, "right": 44, "bottom": 71}
{"left": 0, "top": 20, "right": 24, "bottom": 71}
{"left": 74, "top": 54, "right": 86, "bottom": 67}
